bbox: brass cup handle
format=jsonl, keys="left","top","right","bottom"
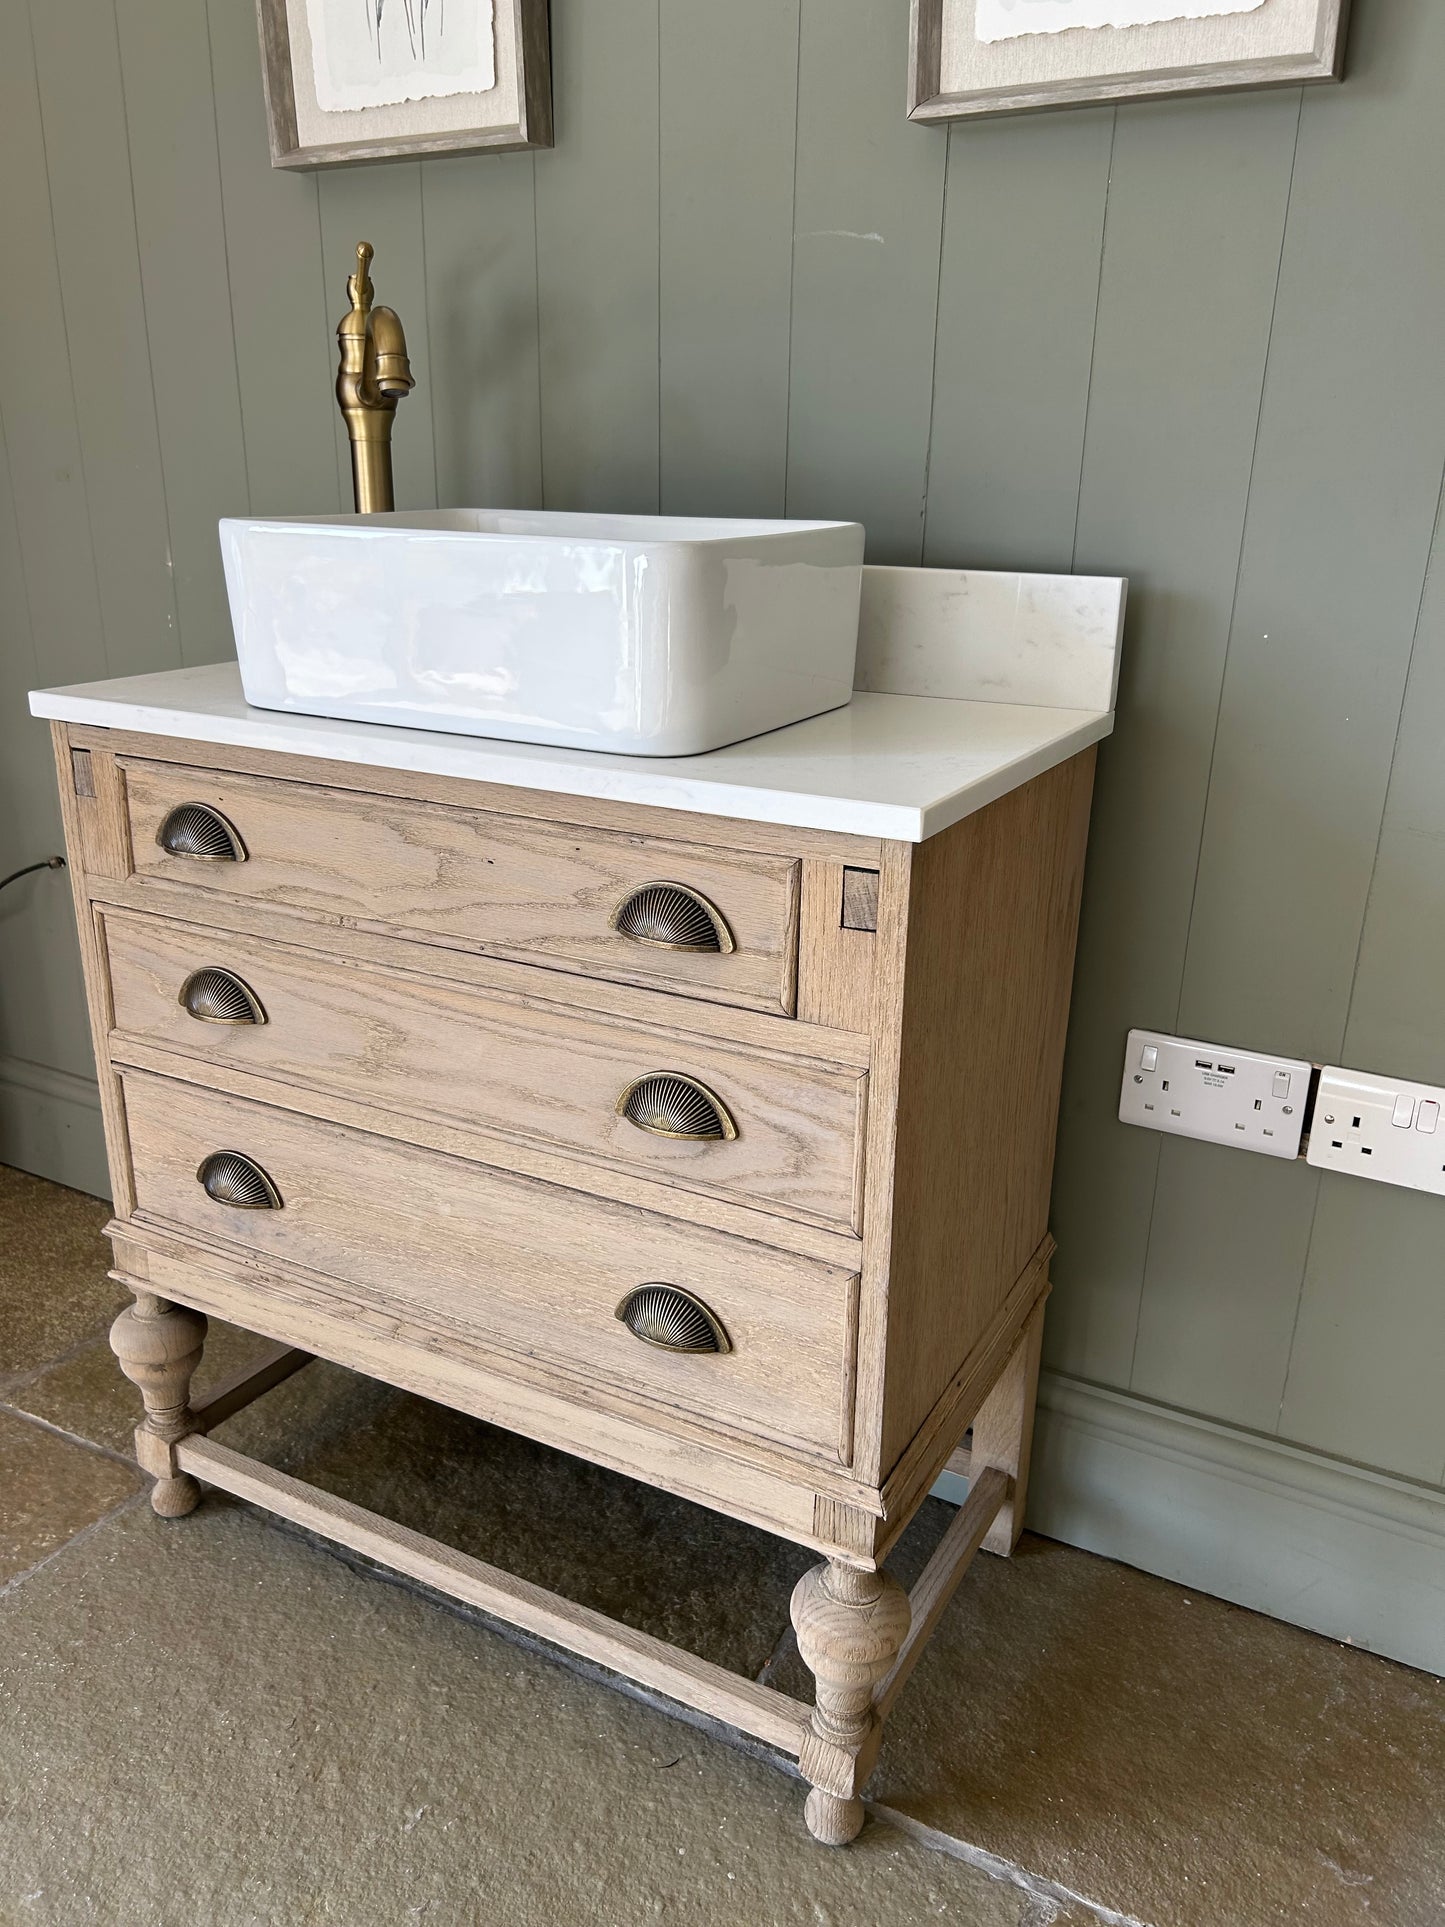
{"left": 179, "top": 967, "right": 267, "bottom": 1026}
{"left": 615, "top": 1284, "right": 731, "bottom": 1355}
{"left": 196, "top": 1151, "right": 282, "bottom": 1210}
{"left": 616, "top": 1072, "right": 737, "bottom": 1142}
{"left": 157, "top": 803, "right": 247, "bottom": 862}
{"left": 609, "top": 882, "right": 734, "bottom": 954}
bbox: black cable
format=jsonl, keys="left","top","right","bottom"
{"left": 0, "top": 856, "right": 66, "bottom": 892}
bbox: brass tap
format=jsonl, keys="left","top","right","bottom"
{"left": 335, "top": 241, "right": 415, "bottom": 514}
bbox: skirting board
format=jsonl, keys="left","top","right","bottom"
{"left": 933, "top": 1370, "right": 1445, "bottom": 1678}
{"left": 0, "top": 1057, "right": 109, "bottom": 1200}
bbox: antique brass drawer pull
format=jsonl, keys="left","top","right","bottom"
{"left": 616, "top": 1072, "right": 737, "bottom": 1142}
{"left": 157, "top": 802, "right": 247, "bottom": 862}
{"left": 179, "top": 967, "right": 267, "bottom": 1026}
{"left": 609, "top": 881, "right": 735, "bottom": 954}
{"left": 195, "top": 1150, "right": 282, "bottom": 1210}
{"left": 615, "top": 1284, "right": 731, "bottom": 1355}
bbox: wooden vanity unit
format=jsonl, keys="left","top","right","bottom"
{"left": 34, "top": 565, "right": 1124, "bottom": 1846}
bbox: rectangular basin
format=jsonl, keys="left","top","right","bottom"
{"left": 220, "top": 509, "right": 864, "bottom": 757}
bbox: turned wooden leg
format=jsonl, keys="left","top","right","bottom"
{"left": 790, "top": 1559, "right": 911, "bottom": 1846}
{"left": 110, "top": 1293, "right": 208, "bottom": 1518}
{"left": 971, "top": 1295, "right": 1046, "bottom": 1556}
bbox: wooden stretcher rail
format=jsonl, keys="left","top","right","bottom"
{"left": 175, "top": 1434, "right": 815, "bottom": 1758}
{"left": 874, "top": 1465, "right": 1010, "bottom": 1721}
{"left": 191, "top": 1343, "right": 314, "bottom": 1432}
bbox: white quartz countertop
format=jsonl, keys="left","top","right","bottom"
{"left": 30, "top": 659, "right": 1112, "bottom": 844}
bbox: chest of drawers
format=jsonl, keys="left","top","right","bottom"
{"left": 37, "top": 566, "right": 1120, "bottom": 1846}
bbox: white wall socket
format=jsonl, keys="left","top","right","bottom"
{"left": 1118, "top": 1029, "right": 1311, "bottom": 1160}
{"left": 1306, "top": 1067, "right": 1445, "bottom": 1195}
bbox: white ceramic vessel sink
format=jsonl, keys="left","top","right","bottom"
{"left": 220, "top": 509, "right": 864, "bottom": 757}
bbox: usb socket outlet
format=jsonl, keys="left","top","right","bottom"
{"left": 1118, "top": 1029, "right": 1311, "bottom": 1160}
{"left": 1306, "top": 1067, "right": 1445, "bottom": 1196}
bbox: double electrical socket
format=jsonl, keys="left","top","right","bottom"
{"left": 1118, "top": 1029, "right": 1311, "bottom": 1160}
{"left": 1306, "top": 1067, "right": 1445, "bottom": 1196}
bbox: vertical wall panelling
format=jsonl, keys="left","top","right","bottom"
{"left": 1047, "top": 91, "right": 1304, "bottom": 1386}
{"left": 1342, "top": 499, "right": 1445, "bottom": 1085}
{"left": 0, "top": 412, "right": 88, "bottom": 1085}
{"left": 1281, "top": 1183, "right": 1445, "bottom": 1483}
{"left": 28, "top": 0, "right": 179, "bottom": 680}
{"left": 786, "top": 0, "right": 946, "bottom": 562}
{"left": 1131, "top": 1140, "right": 1321, "bottom": 1432}
{"left": 208, "top": 0, "right": 342, "bottom": 516}
{"left": 423, "top": 154, "right": 544, "bottom": 511}
{"left": 116, "top": 0, "right": 251, "bottom": 665}
{"left": 1277, "top": 492, "right": 1445, "bottom": 1477}
{"left": 534, "top": 0, "right": 660, "bottom": 514}
{"left": 1177, "top": 0, "right": 1445, "bottom": 1059}
{"left": 922, "top": 108, "right": 1114, "bottom": 573}
{"left": 319, "top": 164, "right": 438, "bottom": 513}
{"left": 0, "top": 0, "right": 108, "bottom": 690}
{"left": 658, "top": 0, "right": 799, "bottom": 518}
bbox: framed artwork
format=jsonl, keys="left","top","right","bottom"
{"left": 255, "top": 0, "right": 552, "bottom": 168}
{"left": 908, "top": 0, "right": 1349, "bottom": 120}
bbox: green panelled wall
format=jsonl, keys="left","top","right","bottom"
{"left": 3, "top": 2, "right": 1444, "bottom": 1497}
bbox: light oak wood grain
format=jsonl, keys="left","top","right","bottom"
{"left": 121, "top": 758, "right": 801, "bottom": 1017}
{"left": 797, "top": 859, "right": 876, "bottom": 1036}
{"left": 971, "top": 1294, "right": 1046, "bottom": 1555}
{"left": 111, "top": 1237, "right": 878, "bottom": 1554}
{"left": 873, "top": 1465, "right": 1010, "bottom": 1720}
{"left": 121, "top": 1068, "right": 859, "bottom": 1463}
{"left": 875, "top": 750, "right": 1094, "bottom": 1470}
{"left": 50, "top": 727, "right": 135, "bottom": 1214}
{"left": 110, "top": 1032, "right": 862, "bottom": 1269}
{"left": 104, "top": 907, "right": 866, "bottom": 1234}
{"left": 51, "top": 720, "right": 1093, "bottom": 1843}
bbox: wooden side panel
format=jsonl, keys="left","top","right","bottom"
{"left": 49, "top": 725, "right": 136, "bottom": 1213}
{"left": 877, "top": 751, "right": 1096, "bottom": 1472}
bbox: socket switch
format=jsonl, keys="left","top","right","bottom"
{"left": 1306, "top": 1067, "right": 1445, "bottom": 1196}
{"left": 1118, "top": 1029, "right": 1311, "bottom": 1160}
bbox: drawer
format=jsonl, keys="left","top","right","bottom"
{"left": 121, "top": 1071, "right": 859, "bottom": 1463}
{"left": 103, "top": 910, "right": 866, "bottom": 1233}
{"left": 121, "top": 760, "right": 799, "bottom": 1016}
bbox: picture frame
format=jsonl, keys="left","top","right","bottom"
{"left": 255, "top": 0, "right": 552, "bottom": 169}
{"left": 908, "top": 0, "right": 1349, "bottom": 121}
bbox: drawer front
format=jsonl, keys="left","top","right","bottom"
{"left": 104, "top": 911, "right": 865, "bottom": 1233}
{"left": 121, "top": 1072, "right": 857, "bottom": 1462}
{"left": 122, "top": 760, "right": 799, "bottom": 1016}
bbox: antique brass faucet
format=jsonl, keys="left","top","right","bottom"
{"left": 335, "top": 241, "right": 415, "bottom": 513}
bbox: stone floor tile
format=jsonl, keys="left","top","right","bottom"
{"left": 0, "top": 1498, "right": 1040, "bottom": 1927}
{"left": 0, "top": 1408, "right": 139, "bottom": 1585}
{"left": 0, "top": 1164, "right": 119, "bottom": 1385}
